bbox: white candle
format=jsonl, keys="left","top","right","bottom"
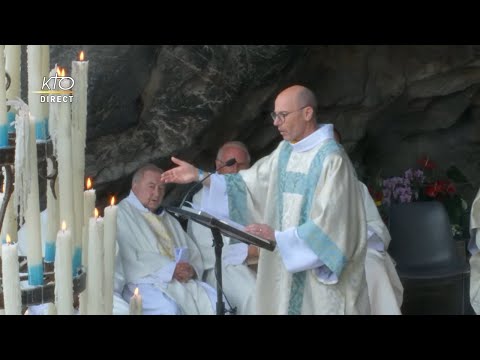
{"left": 72, "top": 51, "right": 89, "bottom": 261}
{"left": 47, "top": 302, "right": 57, "bottom": 315}
{"left": 83, "top": 178, "right": 96, "bottom": 227}
{"left": 87, "top": 209, "right": 104, "bottom": 314}
{"left": 5, "top": 45, "right": 21, "bottom": 135}
{"left": 40, "top": 45, "right": 50, "bottom": 121}
{"left": 56, "top": 69, "right": 76, "bottom": 273}
{"left": 45, "top": 158, "right": 59, "bottom": 263}
{"left": 47, "top": 66, "right": 58, "bottom": 139}
{"left": 27, "top": 45, "right": 45, "bottom": 140}
{"left": 5, "top": 45, "right": 21, "bottom": 100}
{"left": 0, "top": 46, "right": 8, "bottom": 147}
{"left": 129, "top": 287, "right": 143, "bottom": 315}
{"left": 103, "top": 196, "right": 118, "bottom": 315}
{"left": 54, "top": 221, "right": 73, "bottom": 315}
{"left": 3, "top": 188, "right": 18, "bottom": 245}
{"left": 25, "top": 113, "right": 43, "bottom": 285}
{"left": 2, "top": 235, "right": 22, "bottom": 315}
{"left": 79, "top": 178, "right": 95, "bottom": 315}
{"left": 0, "top": 189, "right": 4, "bottom": 246}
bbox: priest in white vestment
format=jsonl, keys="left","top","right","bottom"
{"left": 115, "top": 164, "right": 220, "bottom": 315}
{"left": 161, "top": 85, "right": 370, "bottom": 315}
{"left": 333, "top": 128, "right": 403, "bottom": 314}
{"left": 359, "top": 182, "right": 404, "bottom": 314}
{"left": 468, "top": 188, "right": 480, "bottom": 314}
{"left": 187, "top": 141, "right": 257, "bottom": 315}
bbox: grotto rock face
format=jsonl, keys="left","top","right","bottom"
{"left": 44, "top": 45, "right": 480, "bottom": 206}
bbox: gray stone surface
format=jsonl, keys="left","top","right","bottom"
{"left": 22, "top": 45, "right": 480, "bottom": 207}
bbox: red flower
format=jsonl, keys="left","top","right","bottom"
{"left": 424, "top": 184, "right": 438, "bottom": 198}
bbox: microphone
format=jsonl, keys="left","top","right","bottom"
{"left": 178, "top": 158, "right": 237, "bottom": 210}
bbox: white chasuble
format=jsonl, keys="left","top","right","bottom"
{"left": 359, "top": 182, "right": 403, "bottom": 315}
{"left": 116, "top": 193, "right": 217, "bottom": 315}
{"left": 469, "top": 188, "right": 480, "bottom": 313}
{"left": 209, "top": 127, "right": 370, "bottom": 315}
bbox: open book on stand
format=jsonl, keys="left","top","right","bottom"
{"left": 166, "top": 206, "right": 276, "bottom": 252}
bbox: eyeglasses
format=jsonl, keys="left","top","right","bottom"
{"left": 270, "top": 105, "right": 309, "bottom": 124}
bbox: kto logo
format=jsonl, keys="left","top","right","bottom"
{"left": 35, "top": 68, "right": 74, "bottom": 103}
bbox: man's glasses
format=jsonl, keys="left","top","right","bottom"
{"left": 270, "top": 105, "right": 310, "bottom": 124}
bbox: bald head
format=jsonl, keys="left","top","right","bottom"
{"left": 279, "top": 85, "right": 317, "bottom": 111}
{"left": 273, "top": 85, "right": 318, "bottom": 143}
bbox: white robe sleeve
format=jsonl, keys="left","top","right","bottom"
{"left": 275, "top": 227, "right": 338, "bottom": 284}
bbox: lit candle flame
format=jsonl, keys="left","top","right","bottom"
{"left": 61, "top": 68, "right": 66, "bottom": 77}
{"left": 56, "top": 67, "right": 62, "bottom": 76}
{"left": 110, "top": 196, "right": 115, "bottom": 206}
{"left": 79, "top": 51, "right": 85, "bottom": 61}
{"left": 61, "top": 221, "right": 67, "bottom": 231}
{"left": 6, "top": 234, "right": 11, "bottom": 245}
{"left": 94, "top": 208, "right": 99, "bottom": 218}
{"left": 2, "top": 183, "right": 4, "bottom": 193}
{"left": 86, "top": 177, "right": 92, "bottom": 190}
{"left": 134, "top": 287, "right": 139, "bottom": 296}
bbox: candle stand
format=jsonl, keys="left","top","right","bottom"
{"left": 0, "top": 135, "right": 86, "bottom": 312}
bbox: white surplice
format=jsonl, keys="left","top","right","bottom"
{"left": 359, "top": 182, "right": 403, "bottom": 315}
{"left": 187, "top": 190, "right": 256, "bottom": 315}
{"left": 468, "top": 188, "right": 480, "bottom": 314}
{"left": 115, "top": 191, "right": 219, "bottom": 315}
{"left": 201, "top": 125, "right": 370, "bottom": 315}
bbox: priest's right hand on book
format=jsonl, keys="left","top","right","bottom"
{"left": 244, "top": 223, "right": 275, "bottom": 242}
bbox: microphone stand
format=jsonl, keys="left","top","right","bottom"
{"left": 211, "top": 227, "right": 226, "bottom": 315}
{"left": 177, "top": 157, "right": 238, "bottom": 315}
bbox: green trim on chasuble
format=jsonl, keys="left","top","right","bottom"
{"left": 277, "top": 139, "right": 342, "bottom": 315}
{"left": 225, "top": 174, "right": 248, "bottom": 244}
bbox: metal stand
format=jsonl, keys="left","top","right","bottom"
{"left": 211, "top": 227, "right": 226, "bottom": 315}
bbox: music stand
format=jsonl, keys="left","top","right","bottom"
{"left": 166, "top": 206, "right": 275, "bottom": 315}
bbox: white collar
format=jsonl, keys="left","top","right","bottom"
{"left": 291, "top": 123, "right": 334, "bottom": 153}
{"left": 126, "top": 190, "right": 164, "bottom": 216}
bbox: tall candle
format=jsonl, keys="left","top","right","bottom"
{"left": 40, "top": 45, "right": 50, "bottom": 121}
{"left": 79, "top": 178, "right": 95, "bottom": 315}
{"left": 47, "top": 66, "right": 58, "bottom": 141}
{"left": 5, "top": 45, "right": 21, "bottom": 101}
{"left": 103, "top": 196, "right": 118, "bottom": 315}
{"left": 87, "top": 209, "right": 104, "bottom": 314}
{"left": 0, "top": 187, "right": 4, "bottom": 245}
{"left": 72, "top": 51, "right": 89, "bottom": 262}
{"left": 5, "top": 45, "right": 21, "bottom": 133}
{"left": 0, "top": 46, "right": 7, "bottom": 147}
{"left": 25, "top": 113, "right": 43, "bottom": 285}
{"left": 129, "top": 287, "right": 143, "bottom": 315}
{"left": 2, "top": 187, "right": 18, "bottom": 245}
{"left": 82, "top": 177, "right": 95, "bottom": 267}
{"left": 56, "top": 68, "right": 76, "bottom": 274}
{"left": 83, "top": 178, "right": 96, "bottom": 227}
{"left": 45, "top": 158, "right": 59, "bottom": 263}
{"left": 2, "top": 235, "right": 22, "bottom": 315}
{"left": 27, "top": 45, "right": 46, "bottom": 140}
{"left": 55, "top": 221, "right": 73, "bottom": 315}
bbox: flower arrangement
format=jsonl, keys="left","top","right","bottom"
{"left": 368, "top": 156, "right": 470, "bottom": 239}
